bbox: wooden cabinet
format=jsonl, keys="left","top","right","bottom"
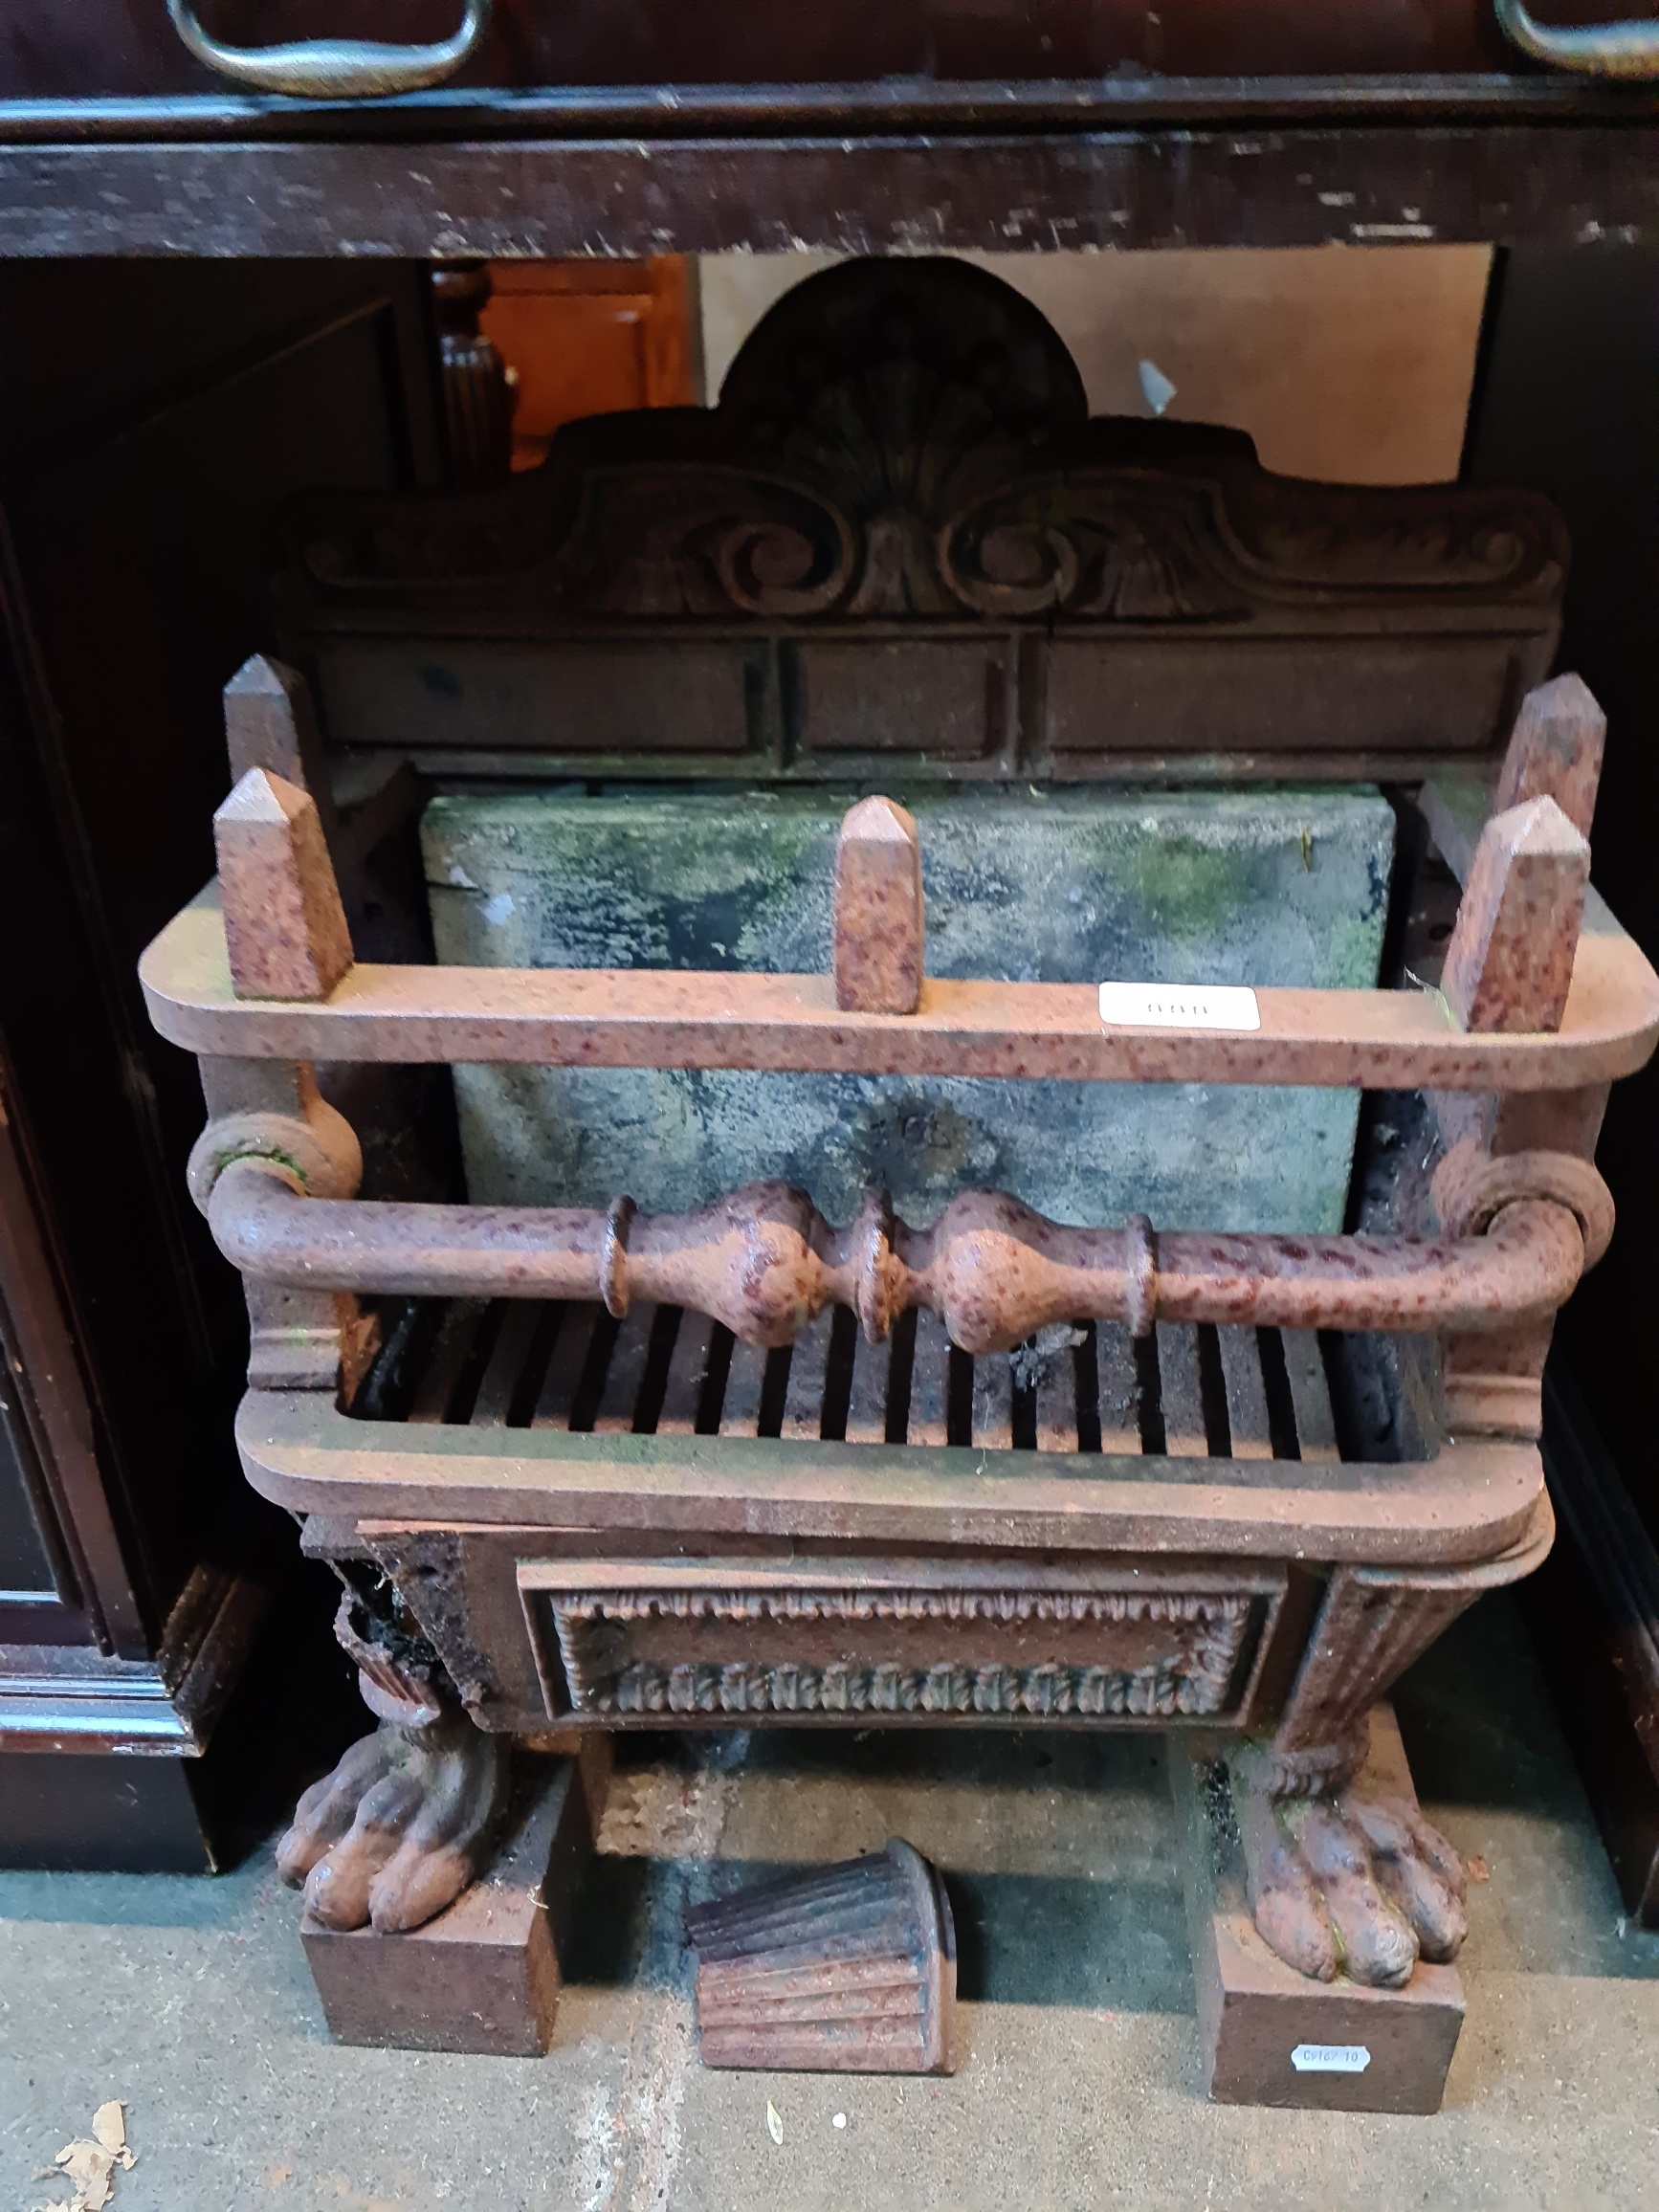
{"left": 0, "top": 258, "right": 447, "bottom": 1865}
{"left": 0, "top": 1054, "right": 144, "bottom": 1662}
{"left": 0, "top": 2, "right": 1648, "bottom": 105}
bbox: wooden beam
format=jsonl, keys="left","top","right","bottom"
{"left": 4, "top": 128, "right": 1659, "bottom": 261}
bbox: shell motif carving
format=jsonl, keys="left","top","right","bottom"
{"left": 282, "top": 260, "right": 1567, "bottom": 629}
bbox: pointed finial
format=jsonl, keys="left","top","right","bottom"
{"left": 224, "top": 654, "right": 337, "bottom": 830}
{"left": 1493, "top": 673, "right": 1605, "bottom": 841}
{"left": 1441, "top": 794, "right": 1589, "bottom": 1033}
{"left": 213, "top": 767, "right": 353, "bottom": 1001}
{"left": 832, "top": 796, "right": 924, "bottom": 1014}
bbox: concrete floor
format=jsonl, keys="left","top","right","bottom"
{"left": 3, "top": 1594, "right": 1657, "bottom": 2212}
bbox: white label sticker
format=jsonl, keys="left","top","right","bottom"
{"left": 1098, "top": 982, "right": 1261, "bottom": 1032}
{"left": 1291, "top": 2043, "right": 1372, "bottom": 2075}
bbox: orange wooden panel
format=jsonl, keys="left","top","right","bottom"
{"left": 482, "top": 257, "right": 696, "bottom": 468}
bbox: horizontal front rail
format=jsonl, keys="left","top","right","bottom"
{"left": 236, "top": 1394, "right": 1550, "bottom": 1568}
{"left": 211, "top": 1162, "right": 1587, "bottom": 1352}
{"left": 143, "top": 899, "right": 1659, "bottom": 1092}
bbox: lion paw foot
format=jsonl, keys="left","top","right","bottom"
{"left": 276, "top": 1713, "right": 508, "bottom": 1934}
{"left": 1236, "top": 1772, "right": 1467, "bottom": 1989}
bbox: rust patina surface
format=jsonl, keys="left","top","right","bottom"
{"left": 207, "top": 1161, "right": 1600, "bottom": 1353}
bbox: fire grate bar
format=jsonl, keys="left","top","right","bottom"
{"left": 365, "top": 1297, "right": 1345, "bottom": 1461}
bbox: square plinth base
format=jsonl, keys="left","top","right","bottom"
{"left": 1171, "top": 1706, "right": 1465, "bottom": 2114}
{"left": 301, "top": 1737, "right": 608, "bottom": 2055}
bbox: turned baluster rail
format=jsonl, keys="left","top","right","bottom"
{"left": 205, "top": 1163, "right": 1601, "bottom": 1356}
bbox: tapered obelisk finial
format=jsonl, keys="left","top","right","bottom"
{"left": 214, "top": 766, "right": 353, "bottom": 1001}
{"left": 832, "top": 796, "right": 924, "bottom": 1015}
{"left": 1493, "top": 672, "right": 1605, "bottom": 841}
{"left": 1441, "top": 793, "right": 1589, "bottom": 1034}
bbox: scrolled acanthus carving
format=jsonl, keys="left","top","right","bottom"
{"left": 277, "top": 257, "right": 1568, "bottom": 643}
{"left": 1232, "top": 477, "right": 1565, "bottom": 597}
{"left": 559, "top": 465, "right": 856, "bottom": 619}
{"left": 940, "top": 474, "right": 1247, "bottom": 623}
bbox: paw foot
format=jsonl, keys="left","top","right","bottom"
{"left": 276, "top": 1711, "right": 509, "bottom": 1934}
{"left": 1233, "top": 1766, "right": 1467, "bottom": 1989}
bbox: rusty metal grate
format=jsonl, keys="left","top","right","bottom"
{"left": 353, "top": 1298, "right": 1353, "bottom": 1463}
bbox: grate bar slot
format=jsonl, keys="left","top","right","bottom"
{"left": 471, "top": 1301, "right": 549, "bottom": 1428}
{"left": 630, "top": 1304, "right": 684, "bottom": 1436}
{"left": 1095, "top": 1322, "right": 1143, "bottom": 1455}
{"left": 1035, "top": 1331, "right": 1081, "bottom": 1452}
{"left": 1156, "top": 1323, "right": 1208, "bottom": 1458}
{"left": 1218, "top": 1325, "right": 1274, "bottom": 1461}
{"left": 781, "top": 1309, "right": 836, "bottom": 1441}
{"left": 656, "top": 1309, "right": 716, "bottom": 1436}
{"left": 531, "top": 1302, "right": 601, "bottom": 1430}
{"left": 907, "top": 1310, "right": 952, "bottom": 1448}
{"left": 1282, "top": 1329, "right": 1340, "bottom": 1464}
{"left": 844, "top": 1326, "right": 894, "bottom": 1446}
{"left": 372, "top": 1299, "right": 1380, "bottom": 1467}
{"left": 408, "top": 1298, "right": 491, "bottom": 1425}
{"left": 1074, "top": 1321, "right": 1103, "bottom": 1453}
{"left": 719, "top": 1338, "right": 770, "bottom": 1437}
{"left": 593, "top": 1305, "right": 658, "bottom": 1434}
{"left": 972, "top": 1347, "right": 1013, "bottom": 1451}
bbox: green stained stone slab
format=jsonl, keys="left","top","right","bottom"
{"left": 422, "top": 786, "right": 1394, "bottom": 1233}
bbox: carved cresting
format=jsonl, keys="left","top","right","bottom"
{"left": 519, "top": 1567, "right": 1283, "bottom": 1726}
{"left": 280, "top": 259, "right": 1566, "bottom": 636}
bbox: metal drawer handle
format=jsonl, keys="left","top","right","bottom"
{"left": 1495, "top": 0, "right": 1659, "bottom": 77}
{"left": 166, "top": 0, "right": 491, "bottom": 100}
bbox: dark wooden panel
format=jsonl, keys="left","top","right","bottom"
{"left": 1461, "top": 247, "right": 1659, "bottom": 1918}
{"left": 1046, "top": 634, "right": 1532, "bottom": 757}
{"left": 1467, "top": 248, "right": 1659, "bottom": 1543}
{"left": 0, "top": 261, "right": 433, "bottom": 489}
{"left": 1527, "top": 1369, "right": 1659, "bottom": 1923}
{"left": 0, "top": 1750, "right": 215, "bottom": 1872}
{"left": 318, "top": 637, "right": 760, "bottom": 755}
{"left": 3, "top": 1, "right": 1659, "bottom": 123}
{"left": 0, "top": 261, "right": 444, "bottom": 1655}
{"left": 0, "top": 0, "right": 1536, "bottom": 98}
{"left": 790, "top": 639, "right": 1009, "bottom": 759}
{"left": 4, "top": 126, "right": 1659, "bottom": 259}
{"left": 0, "top": 1365, "right": 54, "bottom": 1591}
{"left": 0, "top": 1010, "right": 142, "bottom": 1655}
